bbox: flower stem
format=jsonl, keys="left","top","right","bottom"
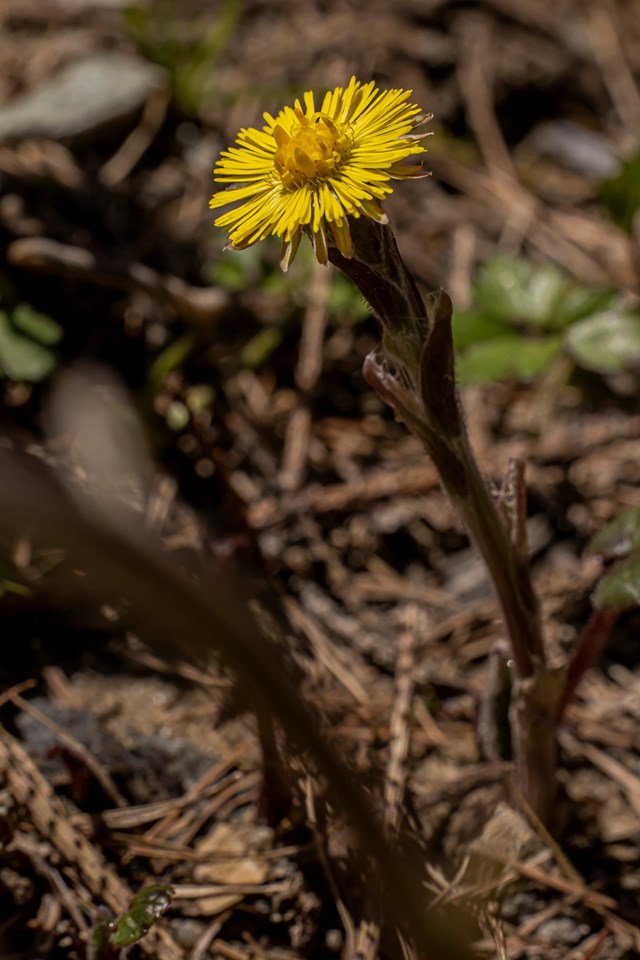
{"left": 434, "top": 430, "right": 544, "bottom": 677}
{"left": 330, "top": 217, "right": 562, "bottom": 821}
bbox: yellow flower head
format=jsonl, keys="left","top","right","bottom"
{"left": 210, "top": 77, "right": 432, "bottom": 270}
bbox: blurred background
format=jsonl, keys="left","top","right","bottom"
{"left": 0, "top": 0, "right": 638, "bottom": 525}
{"left": 1, "top": 1, "right": 640, "bottom": 958}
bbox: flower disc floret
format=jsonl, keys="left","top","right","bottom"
{"left": 210, "top": 77, "right": 432, "bottom": 270}
{"left": 274, "top": 112, "right": 353, "bottom": 189}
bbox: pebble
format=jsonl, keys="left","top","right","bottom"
{"left": 536, "top": 916, "right": 591, "bottom": 946}
{"left": 0, "top": 52, "right": 167, "bottom": 144}
{"left": 529, "top": 120, "right": 620, "bottom": 178}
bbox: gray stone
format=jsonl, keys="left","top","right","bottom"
{"left": 0, "top": 52, "right": 167, "bottom": 144}
{"left": 529, "top": 120, "right": 620, "bottom": 179}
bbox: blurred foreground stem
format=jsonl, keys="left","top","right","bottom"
{"left": 329, "top": 218, "right": 562, "bottom": 823}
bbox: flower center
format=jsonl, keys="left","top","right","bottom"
{"left": 273, "top": 111, "right": 352, "bottom": 189}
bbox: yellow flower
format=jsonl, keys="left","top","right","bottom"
{"left": 210, "top": 77, "right": 432, "bottom": 270}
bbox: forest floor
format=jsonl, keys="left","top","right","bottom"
{"left": 1, "top": 1, "right": 640, "bottom": 958}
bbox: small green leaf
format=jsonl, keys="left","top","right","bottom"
{"left": 239, "top": 325, "right": 283, "bottom": 368}
{"left": 598, "top": 152, "right": 640, "bottom": 234}
{"left": 456, "top": 334, "right": 562, "bottom": 385}
{"left": 552, "top": 286, "right": 616, "bottom": 329}
{"left": 0, "top": 311, "right": 57, "bottom": 381}
{"left": 451, "top": 310, "right": 510, "bottom": 350}
{"left": 473, "top": 255, "right": 535, "bottom": 324}
{"left": 12, "top": 304, "right": 63, "bottom": 345}
{"left": 587, "top": 508, "right": 640, "bottom": 561}
{"left": 109, "top": 884, "right": 172, "bottom": 948}
{"left": 88, "top": 910, "right": 116, "bottom": 960}
{"left": 520, "top": 262, "right": 568, "bottom": 328}
{"left": 472, "top": 256, "right": 569, "bottom": 328}
{"left": 469, "top": 255, "right": 613, "bottom": 333}
{"left": 593, "top": 555, "right": 640, "bottom": 610}
{"left": 146, "top": 334, "right": 194, "bottom": 395}
{"left": 0, "top": 578, "right": 32, "bottom": 598}
{"left": 564, "top": 310, "right": 640, "bottom": 373}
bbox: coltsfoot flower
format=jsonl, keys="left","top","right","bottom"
{"left": 210, "top": 77, "right": 432, "bottom": 270}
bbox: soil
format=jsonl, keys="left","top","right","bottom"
{"left": 1, "top": 1, "right": 640, "bottom": 959}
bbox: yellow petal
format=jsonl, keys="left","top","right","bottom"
{"left": 312, "top": 222, "right": 328, "bottom": 265}
{"left": 210, "top": 78, "right": 433, "bottom": 270}
{"left": 280, "top": 227, "right": 302, "bottom": 271}
{"left": 329, "top": 217, "right": 353, "bottom": 258}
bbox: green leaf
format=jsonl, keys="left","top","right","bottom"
{"left": 88, "top": 910, "right": 116, "bottom": 960}
{"left": 552, "top": 286, "right": 616, "bottom": 329}
{"left": 146, "top": 334, "right": 194, "bottom": 395}
{"left": 598, "top": 152, "right": 640, "bottom": 234}
{"left": 472, "top": 256, "right": 570, "bottom": 328}
{"left": 188, "top": 0, "right": 242, "bottom": 70}
{"left": 0, "top": 311, "right": 57, "bottom": 381}
{"left": 473, "top": 255, "right": 536, "bottom": 324}
{"left": 520, "top": 262, "right": 569, "bottom": 328}
{"left": 239, "top": 325, "right": 283, "bottom": 368}
{"left": 593, "top": 554, "right": 640, "bottom": 610}
{"left": 12, "top": 303, "right": 63, "bottom": 345}
{"left": 564, "top": 310, "right": 640, "bottom": 374}
{"left": 456, "top": 334, "right": 562, "bottom": 385}
{"left": 109, "top": 884, "right": 172, "bottom": 948}
{"left": 587, "top": 508, "right": 640, "bottom": 561}
{"left": 451, "top": 310, "right": 510, "bottom": 350}
{"left": 470, "top": 255, "right": 613, "bottom": 333}
{"left": 0, "top": 578, "right": 32, "bottom": 598}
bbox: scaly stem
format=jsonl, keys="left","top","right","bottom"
{"left": 433, "top": 430, "right": 544, "bottom": 678}
{"left": 378, "top": 385, "right": 560, "bottom": 822}
{"left": 329, "top": 217, "right": 562, "bottom": 822}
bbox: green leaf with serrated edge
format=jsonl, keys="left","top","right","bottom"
{"left": 0, "top": 312, "right": 57, "bottom": 381}
{"left": 564, "top": 310, "right": 640, "bottom": 374}
{"left": 12, "top": 304, "right": 63, "bottom": 345}
{"left": 109, "top": 884, "right": 172, "bottom": 948}
{"left": 587, "top": 508, "right": 640, "bottom": 561}
{"left": 456, "top": 335, "right": 562, "bottom": 385}
{"left": 593, "top": 555, "right": 640, "bottom": 610}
